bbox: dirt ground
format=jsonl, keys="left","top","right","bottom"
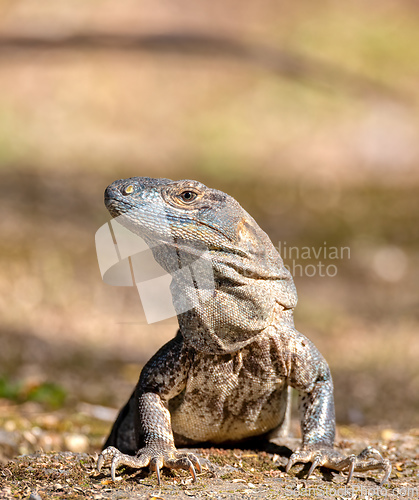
{"left": 1, "top": 429, "right": 418, "bottom": 500}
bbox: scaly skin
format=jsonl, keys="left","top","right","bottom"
{"left": 97, "top": 177, "right": 391, "bottom": 486}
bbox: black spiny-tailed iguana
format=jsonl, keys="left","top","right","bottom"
{"left": 97, "top": 177, "right": 391, "bottom": 486}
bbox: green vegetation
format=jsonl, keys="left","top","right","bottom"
{"left": 0, "top": 376, "right": 67, "bottom": 409}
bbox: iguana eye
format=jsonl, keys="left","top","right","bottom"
{"left": 179, "top": 191, "right": 197, "bottom": 203}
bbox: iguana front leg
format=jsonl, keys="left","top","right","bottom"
{"left": 280, "top": 328, "right": 391, "bottom": 485}
{"left": 97, "top": 334, "right": 201, "bottom": 484}
{"left": 97, "top": 393, "right": 201, "bottom": 484}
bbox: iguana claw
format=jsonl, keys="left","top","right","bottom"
{"left": 286, "top": 445, "right": 391, "bottom": 486}
{"left": 97, "top": 445, "right": 201, "bottom": 485}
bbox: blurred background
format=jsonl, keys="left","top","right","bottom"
{"left": 0, "top": 0, "right": 418, "bottom": 460}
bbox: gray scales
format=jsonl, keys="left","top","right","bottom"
{"left": 97, "top": 177, "right": 391, "bottom": 486}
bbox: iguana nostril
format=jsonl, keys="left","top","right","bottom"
{"left": 123, "top": 185, "right": 134, "bottom": 195}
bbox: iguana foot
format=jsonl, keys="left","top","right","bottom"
{"left": 97, "top": 445, "right": 202, "bottom": 485}
{"left": 286, "top": 445, "right": 391, "bottom": 486}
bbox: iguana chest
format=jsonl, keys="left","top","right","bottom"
{"left": 169, "top": 336, "right": 288, "bottom": 443}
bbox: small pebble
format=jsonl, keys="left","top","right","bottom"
{"left": 64, "top": 433, "right": 89, "bottom": 453}
{"left": 28, "top": 491, "right": 42, "bottom": 500}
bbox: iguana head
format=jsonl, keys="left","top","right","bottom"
{"left": 106, "top": 177, "right": 257, "bottom": 253}
{"left": 105, "top": 177, "right": 297, "bottom": 353}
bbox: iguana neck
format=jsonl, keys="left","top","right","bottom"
{"left": 149, "top": 237, "right": 297, "bottom": 355}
